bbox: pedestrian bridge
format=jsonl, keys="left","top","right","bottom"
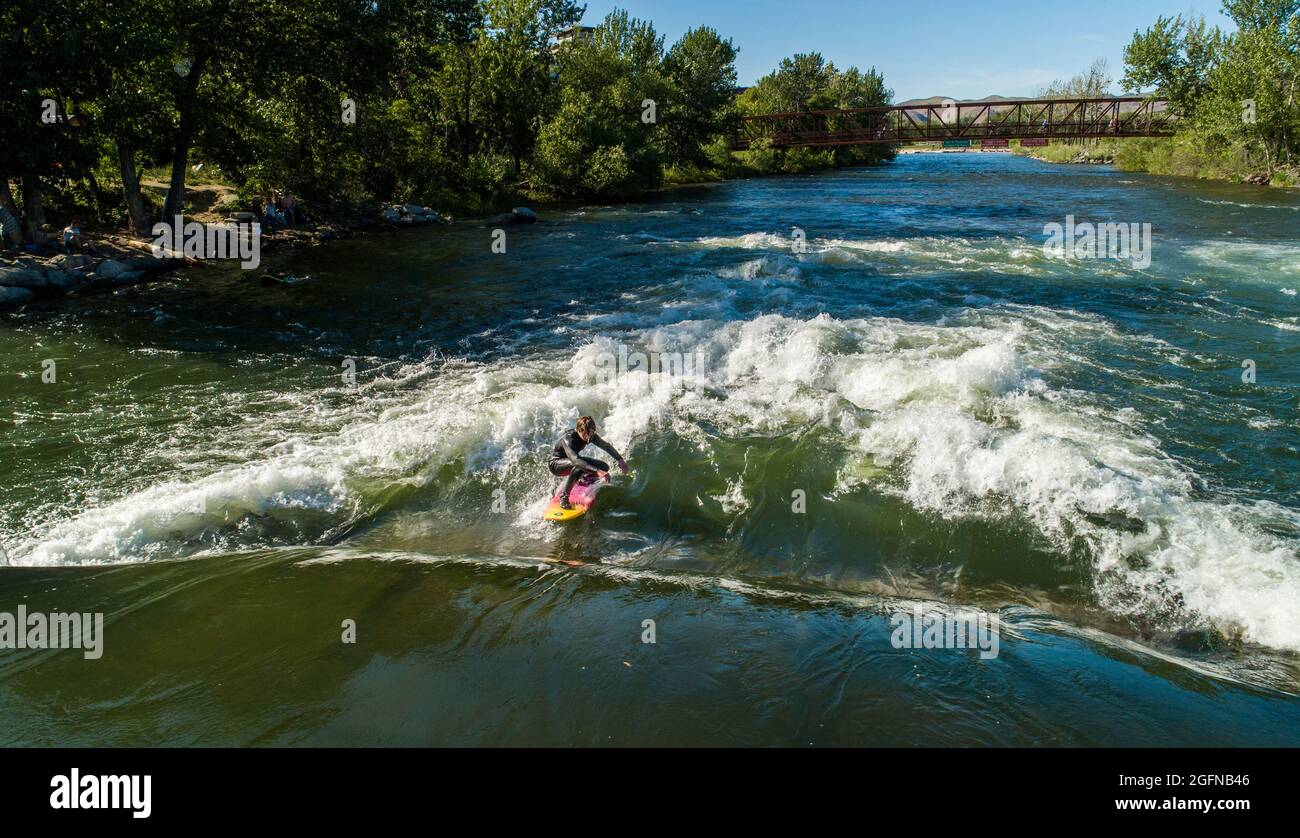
{"left": 729, "top": 97, "right": 1175, "bottom": 150}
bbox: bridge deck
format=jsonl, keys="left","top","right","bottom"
{"left": 730, "top": 97, "right": 1175, "bottom": 150}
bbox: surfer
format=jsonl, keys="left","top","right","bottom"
{"left": 550, "top": 416, "right": 627, "bottom": 510}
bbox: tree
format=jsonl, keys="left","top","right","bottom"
{"left": 660, "top": 27, "right": 739, "bottom": 167}
{"left": 530, "top": 8, "right": 670, "bottom": 197}
{"left": 1194, "top": 0, "right": 1300, "bottom": 169}
{"left": 1122, "top": 2, "right": 1299, "bottom": 175}
{"left": 475, "top": 0, "right": 581, "bottom": 176}
{"left": 827, "top": 66, "right": 891, "bottom": 109}
{"left": 773, "top": 53, "right": 832, "bottom": 112}
{"left": 1122, "top": 15, "right": 1222, "bottom": 116}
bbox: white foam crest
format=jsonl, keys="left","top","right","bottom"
{"left": 692, "top": 232, "right": 1056, "bottom": 276}
{"left": 16, "top": 462, "right": 348, "bottom": 566}
{"left": 13, "top": 309, "right": 1300, "bottom": 653}
{"left": 1185, "top": 241, "right": 1300, "bottom": 276}
{"left": 692, "top": 231, "right": 793, "bottom": 250}
{"left": 1196, "top": 198, "right": 1300, "bottom": 211}
{"left": 622, "top": 310, "right": 1300, "bottom": 651}
{"left": 12, "top": 345, "right": 697, "bottom": 566}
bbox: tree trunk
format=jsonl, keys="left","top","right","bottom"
{"left": 20, "top": 174, "right": 46, "bottom": 243}
{"left": 0, "top": 178, "right": 16, "bottom": 215}
{"left": 83, "top": 169, "right": 113, "bottom": 224}
{"left": 118, "top": 140, "right": 152, "bottom": 235}
{"left": 0, "top": 178, "right": 21, "bottom": 245}
{"left": 461, "top": 45, "right": 473, "bottom": 165}
{"left": 161, "top": 111, "right": 194, "bottom": 221}
{"left": 161, "top": 54, "right": 208, "bottom": 222}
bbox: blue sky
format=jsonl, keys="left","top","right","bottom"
{"left": 575, "top": 0, "right": 1234, "bottom": 100}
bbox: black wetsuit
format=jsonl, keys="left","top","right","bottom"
{"left": 549, "top": 429, "right": 623, "bottom": 501}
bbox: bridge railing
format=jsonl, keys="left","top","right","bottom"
{"left": 730, "top": 97, "right": 1175, "bottom": 150}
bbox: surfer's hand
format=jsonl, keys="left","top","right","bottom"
{"left": 597, "top": 470, "right": 608, "bottom": 480}
{"left": 617, "top": 459, "right": 628, "bottom": 474}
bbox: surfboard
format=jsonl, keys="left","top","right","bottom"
{"left": 543, "top": 473, "right": 610, "bottom": 521}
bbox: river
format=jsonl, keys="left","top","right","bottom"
{"left": 2, "top": 152, "right": 1299, "bottom": 745}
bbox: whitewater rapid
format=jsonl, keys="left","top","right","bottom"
{"left": 8, "top": 226, "right": 1299, "bottom": 655}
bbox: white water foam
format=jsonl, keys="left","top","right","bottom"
{"left": 689, "top": 232, "right": 1061, "bottom": 276}
{"left": 10, "top": 305, "right": 1299, "bottom": 653}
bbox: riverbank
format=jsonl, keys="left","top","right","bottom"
{"left": 1014, "top": 137, "right": 1299, "bottom": 187}
{"left": 1, "top": 151, "right": 891, "bottom": 313}
{"left": 1, "top": 218, "right": 379, "bottom": 311}
{"left": 1, "top": 204, "right": 497, "bottom": 311}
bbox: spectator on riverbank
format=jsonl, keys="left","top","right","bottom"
{"left": 61, "top": 220, "right": 83, "bottom": 251}
{"left": 262, "top": 196, "right": 284, "bottom": 231}
{"left": 283, "top": 191, "right": 309, "bottom": 225}
{"left": 0, "top": 203, "right": 20, "bottom": 250}
{"left": 274, "top": 196, "right": 292, "bottom": 228}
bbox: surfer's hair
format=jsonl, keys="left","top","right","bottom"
{"left": 577, "top": 416, "right": 596, "bottom": 434}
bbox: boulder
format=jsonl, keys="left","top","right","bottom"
{"left": 43, "top": 270, "right": 85, "bottom": 292}
{"left": 0, "top": 266, "right": 48, "bottom": 289}
{"left": 484, "top": 208, "right": 537, "bottom": 227}
{"left": 96, "top": 259, "right": 129, "bottom": 279}
{"left": 112, "top": 271, "right": 146, "bottom": 286}
{"left": 52, "top": 253, "right": 95, "bottom": 270}
{"left": 0, "top": 286, "right": 34, "bottom": 309}
{"left": 121, "top": 255, "right": 168, "bottom": 273}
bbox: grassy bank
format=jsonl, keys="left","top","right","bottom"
{"left": 663, "top": 137, "right": 895, "bottom": 185}
{"left": 1014, "top": 137, "right": 1300, "bottom": 187}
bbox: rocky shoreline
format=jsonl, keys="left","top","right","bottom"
{"left": 0, "top": 249, "right": 182, "bottom": 311}
{"left": 0, "top": 202, "right": 545, "bottom": 313}
{"left": 1028, "top": 151, "right": 1115, "bottom": 165}
{"left": 1025, "top": 150, "right": 1280, "bottom": 185}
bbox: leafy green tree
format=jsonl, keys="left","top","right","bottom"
{"left": 735, "top": 53, "right": 895, "bottom": 172}
{"left": 475, "top": 0, "right": 579, "bottom": 175}
{"left": 1195, "top": 0, "right": 1299, "bottom": 169}
{"left": 531, "top": 9, "right": 670, "bottom": 197}
{"left": 1122, "top": 15, "right": 1223, "bottom": 116}
{"left": 771, "top": 53, "right": 832, "bottom": 112}
{"left": 1122, "top": 2, "right": 1299, "bottom": 175}
{"left": 826, "top": 66, "right": 891, "bottom": 109}
{"left": 660, "top": 27, "right": 739, "bottom": 167}
{"left": 0, "top": 0, "right": 98, "bottom": 239}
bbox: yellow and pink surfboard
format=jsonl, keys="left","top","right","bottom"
{"left": 543, "top": 473, "right": 611, "bottom": 521}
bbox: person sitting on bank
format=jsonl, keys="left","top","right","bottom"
{"left": 61, "top": 220, "right": 83, "bottom": 252}
{"left": 282, "top": 191, "right": 308, "bottom": 225}
{"left": 274, "top": 196, "right": 292, "bottom": 227}
{"left": 262, "top": 196, "right": 283, "bottom": 231}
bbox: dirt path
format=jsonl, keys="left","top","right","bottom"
{"left": 141, "top": 179, "right": 240, "bottom": 223}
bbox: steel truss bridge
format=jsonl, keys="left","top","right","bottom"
{"left": 729, "top": 97, "right": 1175, "bottom": 150}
